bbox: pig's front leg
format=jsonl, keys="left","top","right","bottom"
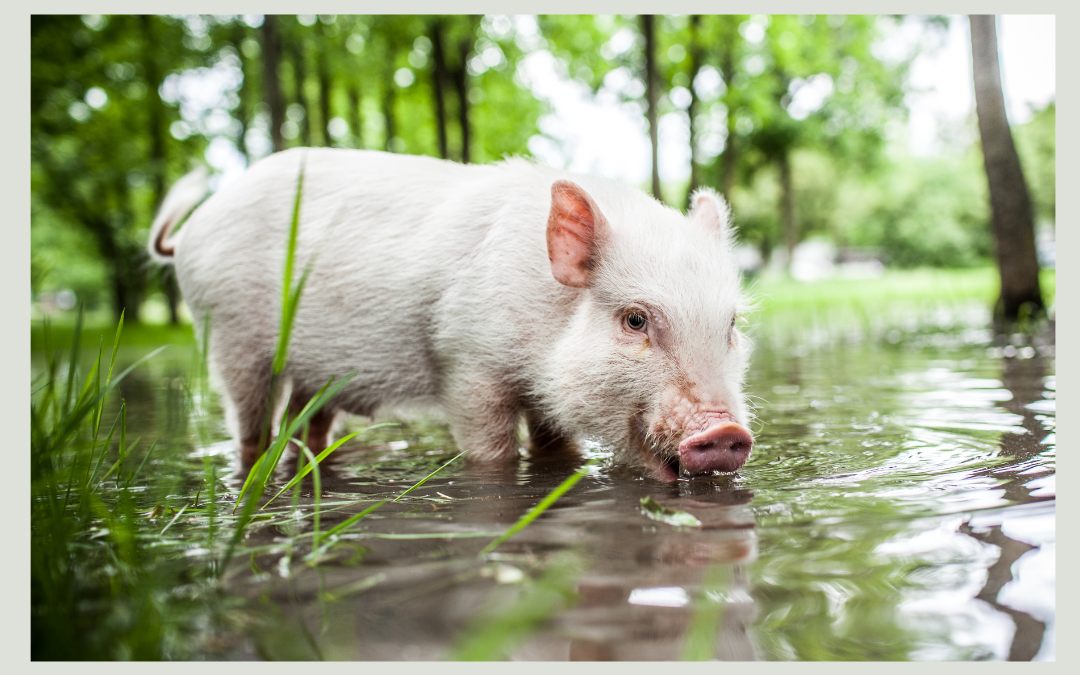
{"left": 443, "top": 370, "right": 523, "bottom": 463}
{"left": 525, "top": 408, "right": 580, "bottom": 458}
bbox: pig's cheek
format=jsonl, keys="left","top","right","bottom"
{"left": 613, "top": 336, "right": 651, "bottom": 361}
{"left": 611, "top": 323, "right": 653, "bottom": 352}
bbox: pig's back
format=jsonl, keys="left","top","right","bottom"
{"left": 175, "top": 148, "right": 524, "bottom": 410}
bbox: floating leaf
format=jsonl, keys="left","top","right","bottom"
{"left": 640, "top": 496, "right": 702, "bottom": 527}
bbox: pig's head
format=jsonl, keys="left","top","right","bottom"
{"left": 542, "top": 179, "right": 753, "bottom": 482}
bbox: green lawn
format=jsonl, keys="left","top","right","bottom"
{"left": 748, "top": 267, "right": 1054, "bottom": 317}
{"left": 744, "top": 267, "right": 1054, "bottom": 336}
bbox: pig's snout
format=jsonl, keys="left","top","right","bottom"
{"left": 677, "top": 418, "right": 753, "bottom": 475}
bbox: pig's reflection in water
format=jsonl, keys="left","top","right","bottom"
{"left": 451, "top": 460, "right": 759, "bottom": 661}
{"left": 565, "top": 488, "right": 757, "bottom": 661}
{"left": 229, "top": 440, "right": 759, "bottom": 660}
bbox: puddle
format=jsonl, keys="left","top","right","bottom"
{"left": 32, "top": 307, "right": 1055, "bottom": 660}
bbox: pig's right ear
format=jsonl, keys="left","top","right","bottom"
{"left": 689, "top": 187, "right": 735, "bottom": 244}
{"left": 547, "top": 180, "right": 610, "bottom": 288}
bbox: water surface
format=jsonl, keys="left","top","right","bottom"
{"left": 37, "top": 304, "right": 1055, "bottom": 660}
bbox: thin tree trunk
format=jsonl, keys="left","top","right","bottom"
{"left": 686, "top": 15, "right": 703, "bottom": 206}
{"left": 86, "top": 215, "right": 138, "bottom": 322}
{"left": 261, "top": 16, "right": 285, "bottom": 152}
{"left": 642, "top": 15, "right": 661, "bottom": 201}
{"left": 778, "top": 149, "right": 797, "bottom": 268}
{"left": 969, "top": 15, "right": 1044, "bottom": 321}
{"left": 348, "top": 84, "right": 363, "bottom": 148}
{"left": 453, "top": 21, "right": 477, "bottom": 164}
{"left": 430, "top": 19, "right": 450, "bottom": 159}
{"left": 382, "top": 64, "right": 397, "bottom": 151}
{"left": 344, "top": 27, "right": 363, "bottom": 149}
{"left": 289, "top": 40, "right": 312, "bottom": 146}
{"left": 317, "top": 47, "right": 332, "bottom": 146}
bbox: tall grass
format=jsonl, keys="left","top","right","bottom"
{"left": 29, "top": 161, "right": 368, "bottom": 658}
{"left": 31, "top": 307, "right": 175, "bottom": 658}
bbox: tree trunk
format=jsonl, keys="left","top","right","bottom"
{"left": 641, "top": 15, "right": 661, "bottom": 201}
{"left": 969, "top": 15, "right": 1044, "bottom": 321}
{"left": 86, "top": 211, "right": 142, "bottom": 323}
{"left": 778, "top": 149, "right": 797, "bottom": 268}
{"left": 430, "top": 19, "right": 450, "bottom": 159}
{"left": 343, "top": 27, "right": 363, "bottom": 149}
{"left": 382, "top": 63, "right": 397, "bottom": 151}
{"left": 453, "top": 22, "right": 477, "bottom": 164}
{"left": 686, "top": 15, "right": 704, "bottom": 206}
{"left": 317, "top": 47, "right": 332, "bottom": 146}
{"left": 289, "top": 40, "right": 312, "bottom": 146}
{"left": 261, "top": 16, "right": 285, "bottom": 152}
{"left": 348, "top": 84, "right": 363, "bottom": 149}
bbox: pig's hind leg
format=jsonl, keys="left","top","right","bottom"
{"left": 286, "top": 389, "right": 339, "bottom": 455}
{"left": 214, "top": 349, "right": 276, "bottom": 465}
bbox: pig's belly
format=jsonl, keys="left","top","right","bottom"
{"left": 285, "top": 298, "right": 445, "bottom": 415}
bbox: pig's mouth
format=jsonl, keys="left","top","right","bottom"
{"left": 634, "top": 414, "right": 753, "bottom": 483}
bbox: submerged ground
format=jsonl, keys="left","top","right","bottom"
{"left": 30, "top": 268, "right": 1056, "bottom": 660}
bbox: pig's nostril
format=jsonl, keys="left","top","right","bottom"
{"left": 677, "top": 422, "right": 753, "bottom": 475}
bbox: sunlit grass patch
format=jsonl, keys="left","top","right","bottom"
{"left": 743, "top": 267, "right": 1055, "bottom": 350}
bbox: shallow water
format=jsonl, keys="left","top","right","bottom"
{"left": 38, "top": 306, "right": 1055, "bottom": 660}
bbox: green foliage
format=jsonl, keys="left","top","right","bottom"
{"left": 871, "top": 156, "right": 992, "bottom": 267}
{"left": 1013, "top": 103, "right": 1055, "bottom": 227}
{"left": 31, "top": 16, "right": 208, "bottom": 320}
{"left": 32, "top": 14, "right": 1056, "bottom": 321}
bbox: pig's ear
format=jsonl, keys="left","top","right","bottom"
{"left": 689, "top": 187, "right": 734, "bottom": 243}
{"left": 547, "top": 180, "right": 610, "bottom": 288}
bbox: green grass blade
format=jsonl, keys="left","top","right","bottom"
{"left": 86, "top": 406, "right": 122, "bottom": 490}
{"left": 321, "top": 500, "right": 390, "bottom": 540}
{"left": 73, "top": 338, "right": 102, "bottom": 409}
{"left": 98, "top": 438, "right": 139, "bottom": 486}
{"left": 232, "top": 452, "right": 268, "bottom": 513}
{"left": 62, "top": 303, "right": 84, "bottom": 416}
{"left": 321, "top": 450, "right": 465, "bottom": 540}
{"left": 93, "top": 309, "right": 125, "bottom": 432}
{"left": 272, "top": 157, "right": 306, "bottom": 375}
{"left": 264, "top": 430, "right": 363, "bottom": 510}
{"left": 479, "top": 459, "right": 597, "bottom": 557}
{"left": 296, "top": 442, "right": 322, "bottom": 552}
{"left": 679, "top": 565, "right": 730, "bottom": 661}
{"left": 159, "top": 504, "right": 189, "bottom": 536}
{"left": 393, "top": 449, "right": 467, "bottom": 502}
{"left": 56, "top": 345, "right": 167, "bottom": 449}
{"left": 265, "top": 421, "right": 398, "bottom": 509}
{"left": 106, "top": 308, "right": 125, "bottom": 388}
{"left": 126, "top": 440, "right": 158, "bottom": 488}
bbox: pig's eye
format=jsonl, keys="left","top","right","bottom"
{"left": 626, "top": 312, "right": 647, "bottom": 332}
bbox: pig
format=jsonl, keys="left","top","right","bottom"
{"left": 148, "top": 148, "right": 754, "bottom": 481}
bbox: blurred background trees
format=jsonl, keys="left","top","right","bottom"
{"left": 31, "top": 14, "right": 1054, "bottom": 324}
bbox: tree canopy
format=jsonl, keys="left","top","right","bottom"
{"left": 31, "top": 14, "right": 1055, "bottom": 321}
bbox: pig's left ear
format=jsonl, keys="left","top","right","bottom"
{"left": 689, "top": 187, "right": 734, "bottom": 244}
{"left": 547, "top": 180, "right": 610, "bottom": 288}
